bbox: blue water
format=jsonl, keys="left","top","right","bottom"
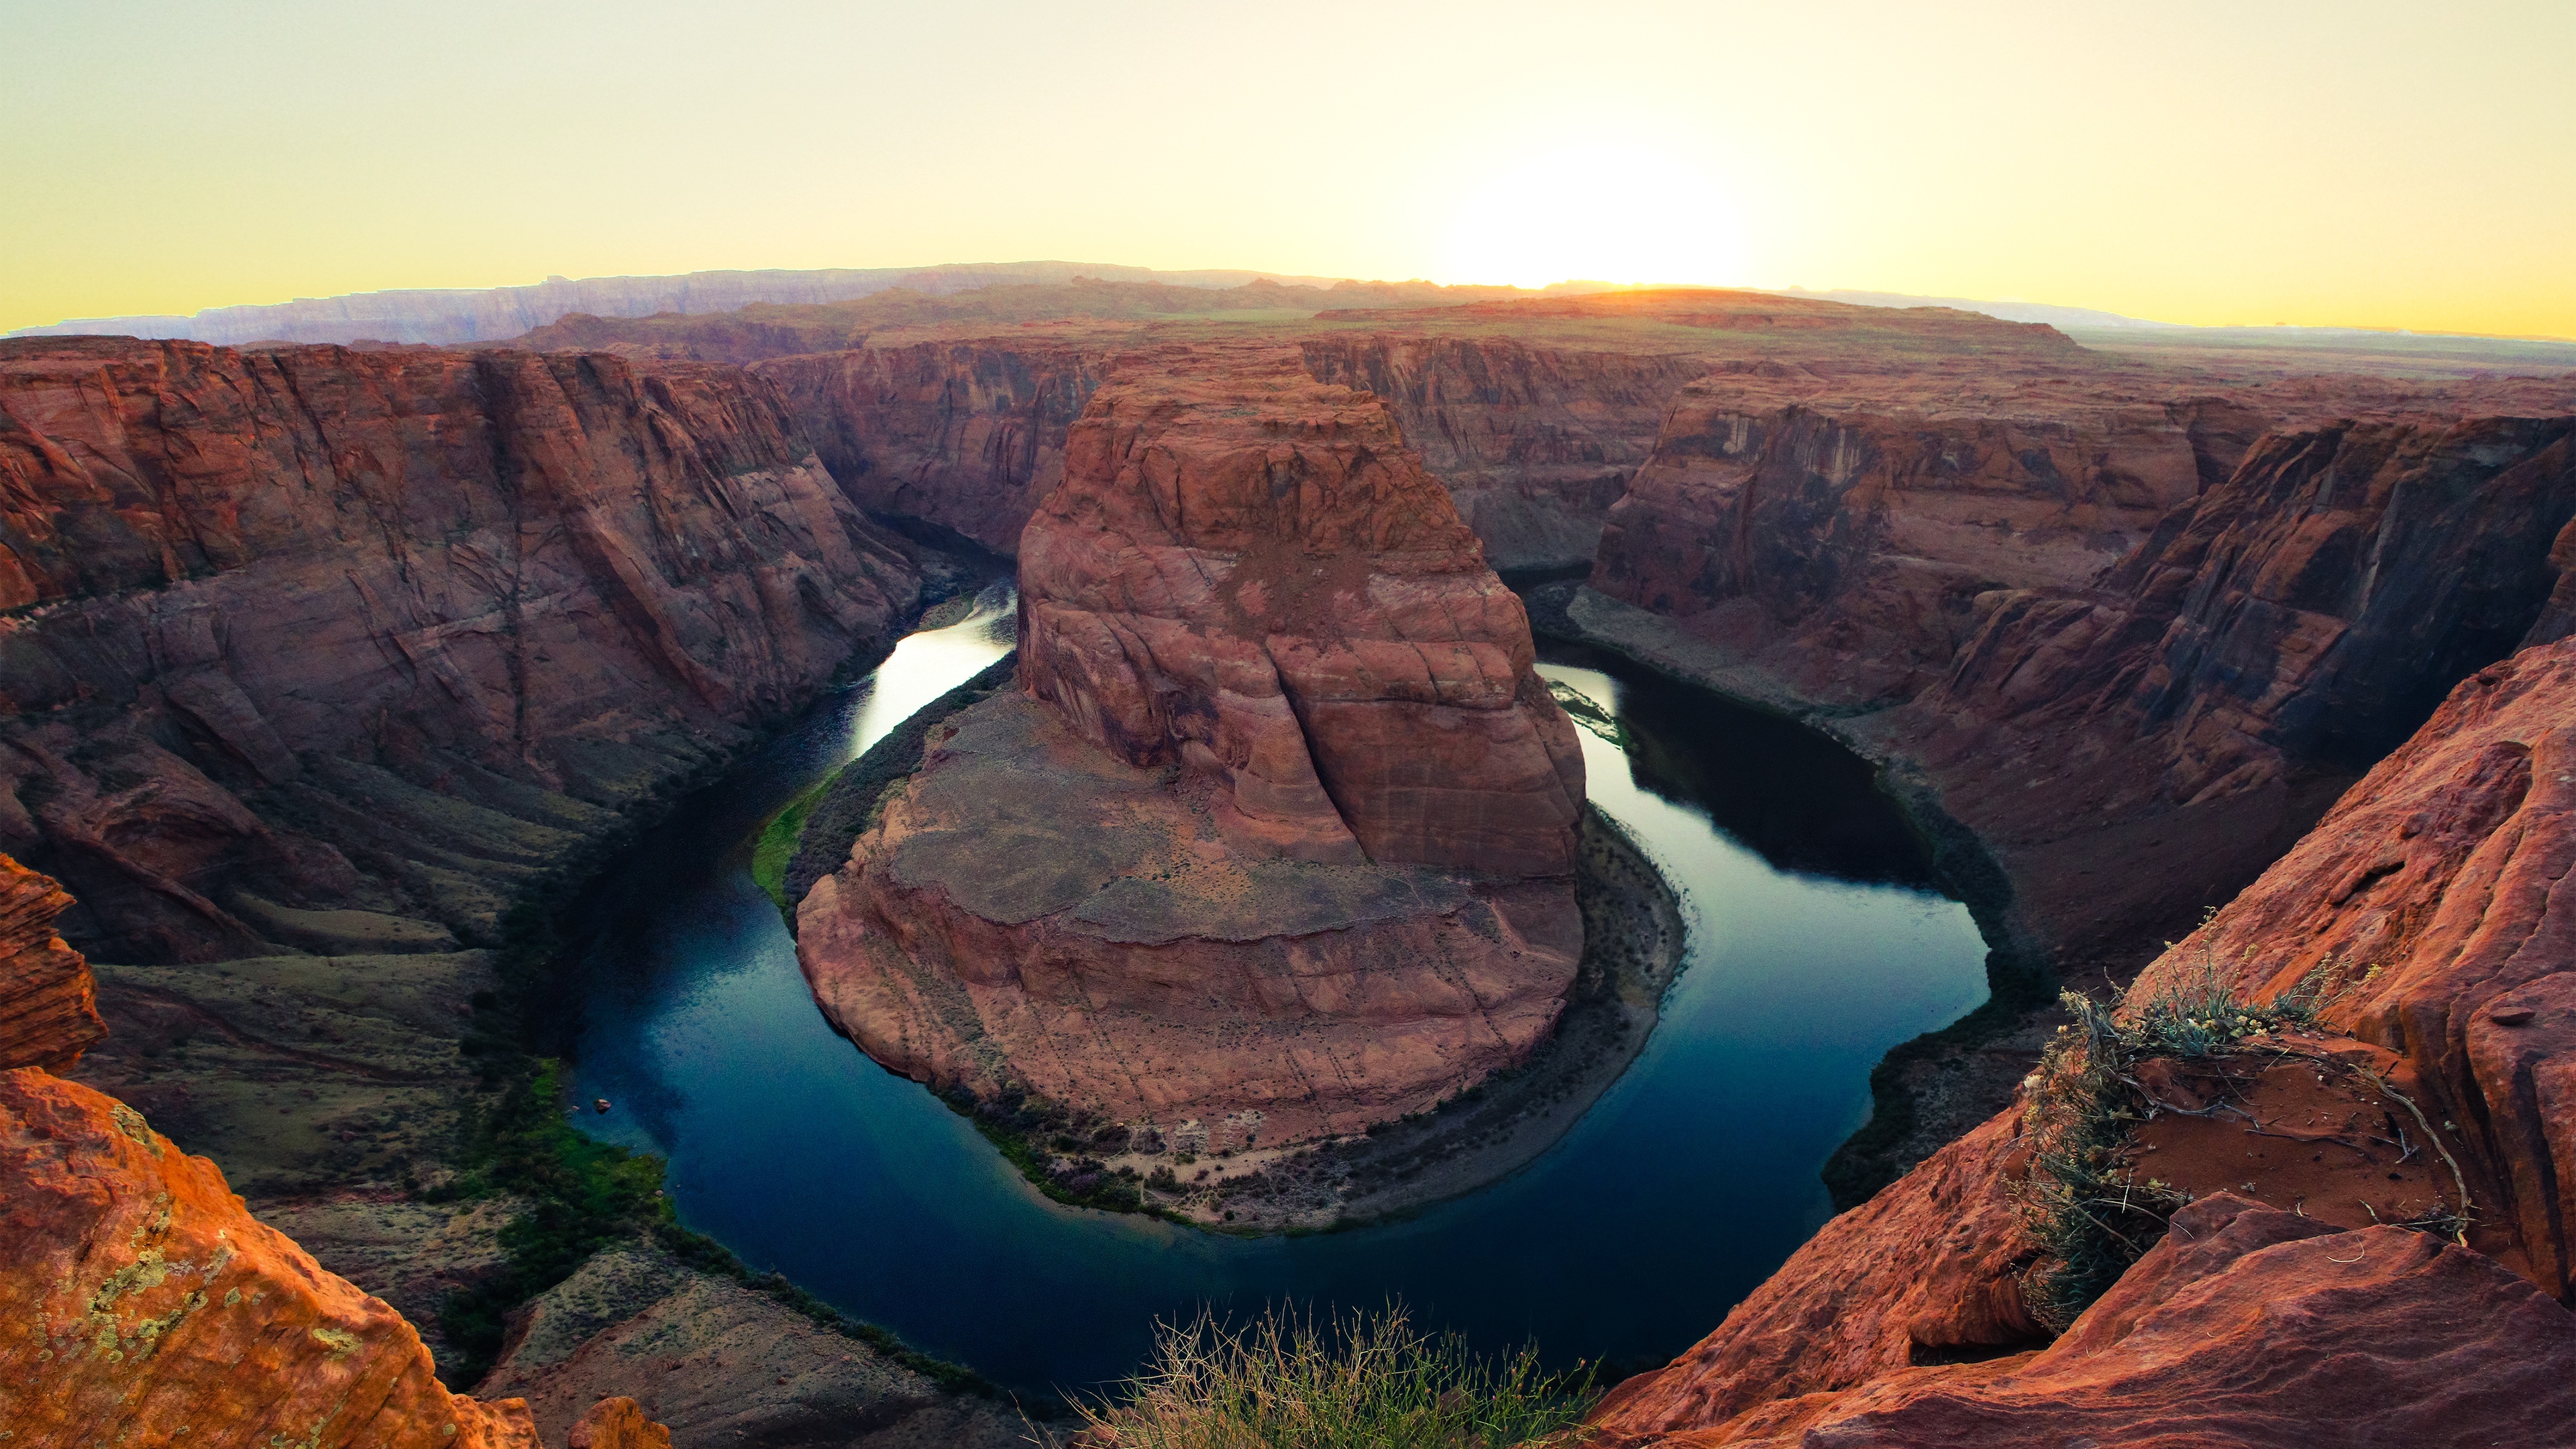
{"left": 561, "top": 588, "right": 1990, "bottom": 1392}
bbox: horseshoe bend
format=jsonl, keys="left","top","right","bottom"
{"left": 7, "top": 40, "right": 2576, "bottom": 1436}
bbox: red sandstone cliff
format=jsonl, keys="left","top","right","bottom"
{"left": 796, "top": 347, "right": 1586, "bottom": 1150}
{"left": 0, "top": 853, "right": 103, "bottom": 1071}
{"left": 1, "top": 1066, "right": 548, "bottom": 1447}
{"left": 754, "top": 340, "right": 1108, "bottom": 554}
{"left": 0, "top": 336, "right": 921, "bottom": 963}
{"left": 1297, "top": 336, "right": 1709, "bottom": 571}
{"left": 1591, "top": 635, "right": 2576, "bottom": 1446}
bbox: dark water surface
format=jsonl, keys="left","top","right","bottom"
{"left": 561, "top": 589, "right": 1988, "bottom": 1392}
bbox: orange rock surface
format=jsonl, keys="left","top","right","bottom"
{"left": 0, "top": 1066, "right": 540, "bottom": 1447}
{"left": 1602, "top": 1195, "right": 2576, "bottom": 1448}
{"left": 0, "top": 854, "right": 101, "bottom": 1071}
{"left": 565, "top": 1397, "right": 669, "bottom": 1449}
{"left": 796, "top": 348, "right": 1587, "bottom": 1145}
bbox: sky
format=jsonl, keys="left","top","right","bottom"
{"left": 5, "top": 0, "right": 2572, "bottom": 337}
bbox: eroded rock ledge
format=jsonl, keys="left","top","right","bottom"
{"left": 796, "top": 347, "right": 1588, "bottom": 1153}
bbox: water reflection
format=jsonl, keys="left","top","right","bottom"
{"left": 558, "top": 625, "right": 1988, "bottom": 1391}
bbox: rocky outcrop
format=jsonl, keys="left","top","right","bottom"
{"left": 0, "top": 336, "right": 921, "bottom": 962}
{"left": 796, "top": 348, "right": 1586, "bottom": 1147}
{"left": 2114, "top": 633, "right": 2576, "bottom": 1297}
{"left": 1298, "top": 336, "right": 1709, "bottom": 570}
{"left": 0, "top": 853, "right": 102, "bottom": 1070}
{"left": 754, "top": 341, "right": 1108, "bottom": 553}
{"left": 1592, "top": 635, "right": 2576, "bottom": 1445}
{"left": 0, "top": 1065, "right": 545, "bottom": 1447}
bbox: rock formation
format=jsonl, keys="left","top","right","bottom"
{"left": 0, "top": 845, "right": 657, "bottom": 1448}
{"left": 796, "top": 347, "right": 1587, "bottom": 1147}
{"left": 0, "top": 335, "right": 922, "bottom": 963}
{"left": 0, "top": 853, "right": 103, "bottom": 1071}
{"left": 1591, "top": 634, "right": 2576, "bottom": 1446}
{"left": 1587, "top": 373, "right": 2266, "bottom": 710}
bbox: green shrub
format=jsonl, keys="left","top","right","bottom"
{"left": 2015, "top": 963, "right": 2331, "bottom": 1330}
{"left": 1062, "top": 1304, "right": 1593, "bottom": 1449}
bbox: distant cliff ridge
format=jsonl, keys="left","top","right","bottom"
{"left": 3, "top": 261, "right": 1361, "bottom": 347}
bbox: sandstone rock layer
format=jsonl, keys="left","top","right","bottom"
{"left": 798, "top": 349, "right": 1585, "bottom": 1146}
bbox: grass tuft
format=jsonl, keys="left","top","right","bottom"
{"left": 1060, "top": 1303, "right": 1594, "bottom": 1449}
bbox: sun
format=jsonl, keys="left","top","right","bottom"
{"left": 1438, "top": 144, "right": 1747, "bottom": 290}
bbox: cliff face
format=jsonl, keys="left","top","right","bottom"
{"left": 0, "top": 337, "right": 920, "bottom": 963}
{"left": 1587, "top": 372, "right": 2267, "bottom": 712}
{"left": 1867, "top": 413, "right": 2576, "bottom": 960}
{"left": 753, "top": 341, "right": 1108, "bottom": 555}
{"left": 0, "top": 847, "right": 603, "bottom": 1449}
{"left": 796, "top": 347, "right": 1586, "bottom": 1149}
{"left": 1297, "top": 336, "right": 1709, "bottom": 571}
{"left": 1593, "top": 636, "right": 2576, "bottom": 1446}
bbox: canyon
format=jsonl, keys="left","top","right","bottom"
{"left": 793, "top": 349, "right": 1591, "bottom": 1163}
{"left": 5, "top": 272, "right": 2574, "bottom": 1446}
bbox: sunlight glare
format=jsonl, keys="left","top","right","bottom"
{"left": 1440, "top": 144, "right": 1746, "bottom": 290}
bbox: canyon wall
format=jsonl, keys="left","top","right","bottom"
{"left": 796, "top": 347, "right": 1587, "bottom": 1148}
{"left": 1578, "top": 370, "right": 2576, "bottom": 967}
{"left": 1862, "top": 412, "right": 2576, "bottom": 962}
{"left": 1297, "top": 336, "right": 1710, "bottom": 570}
{"left": 754, "top": 341, "right": 1108, "bottom": 555}
{"left": 0, "top": 336, "right": 922, "bottom": 963}
{"left": 1591, "top": 635, "right": 2576, "bottom": 1446}
{"left": 1587, "top": 372, "right": 2262, "bottom": 710}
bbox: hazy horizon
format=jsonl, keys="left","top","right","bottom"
{"left": 7, "top": 0, "right": 2571, "bottom": 339}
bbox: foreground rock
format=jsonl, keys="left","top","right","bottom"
{"left": 798, "top": 347, "right": 1587, "bottom": 1157}
{"left": 0, "top": 1064, "right": 551, "bottom": 1446}
{"left": 1591, "top": 635, "right": 2576, "bottom": 1446}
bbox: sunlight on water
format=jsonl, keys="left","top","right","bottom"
{"left": 847, "top": 581, "right": 1016, "bottom": 761}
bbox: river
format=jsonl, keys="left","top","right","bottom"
{"left": 559, "top": 582, "right": 1989, "bottom": 1391}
